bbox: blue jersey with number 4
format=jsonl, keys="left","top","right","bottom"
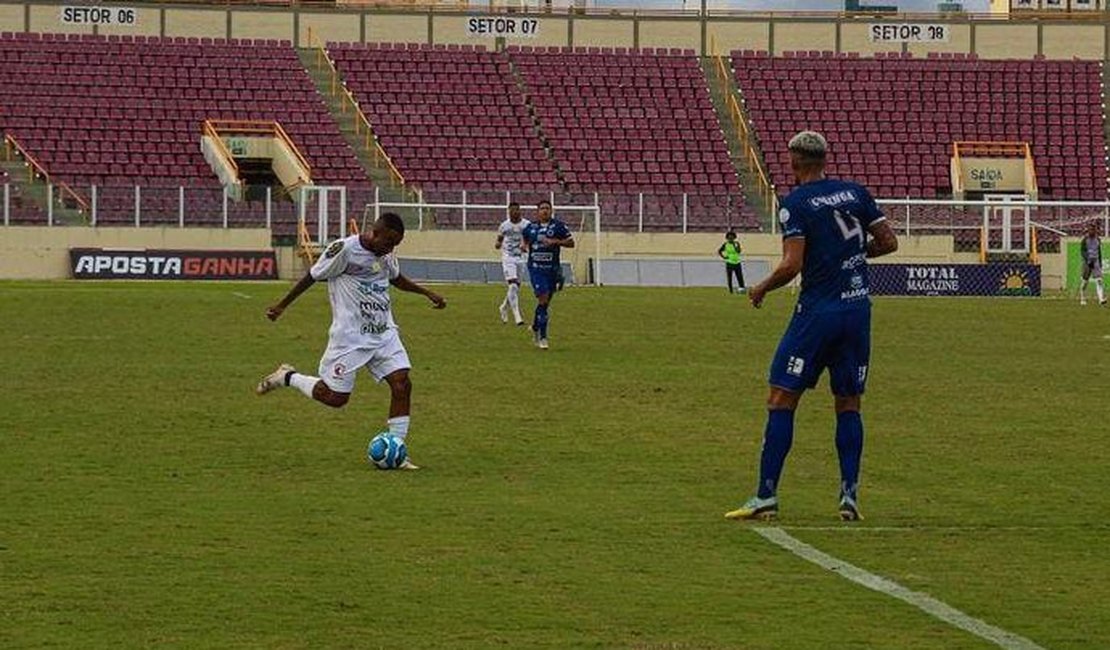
{"left": 523, "top": 218, "right": 572, "bottom": 272}
{"left": 778, "top": 179, "right": 885, "bottom": 314}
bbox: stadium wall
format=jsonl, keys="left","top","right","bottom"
{"left": 0, "top": 228, "right": 1068, "bottom": 289}
{"left": 1, "top": 1, "right": 1109, "bottom": 59}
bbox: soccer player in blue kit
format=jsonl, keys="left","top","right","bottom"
{"left": 521, "top": 199, "right": 574, "bottom": 350}
{"left": 726, "top": 131, "right": 899, "bottom": 521}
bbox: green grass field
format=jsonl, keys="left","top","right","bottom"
{"left": 1, "top": 281, "right": 1107, "bottom": 649}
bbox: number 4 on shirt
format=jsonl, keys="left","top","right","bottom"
{"left": 833, "top": 210, "right": 865, "bottom": 246}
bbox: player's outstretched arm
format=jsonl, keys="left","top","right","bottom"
{"left": 749, "top": 237, "right": 805, "bottom": 309}
{"left": 266, "top": 271, "right": 316, "bottom": 321}
{"left": 390, "top": 274, "right": 447, "bottom": 309}
{"left": 866, "top": 220, "right": 899, "bottom": 259}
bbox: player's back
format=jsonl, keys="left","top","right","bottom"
{"left": 780, "top": 178, "right": 885, "bottom": 313}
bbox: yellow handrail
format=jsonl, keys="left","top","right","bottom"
{"left": 202, "top": 119, "right": 241, "bottom": 175}
{"left": 306, "top": 27, "right": 408, "bottom": 189}
{"left": 4, "top": 133, "right": 90, "bottom": 213}
{"left": 709, "top": 46, "right": 777, "bottom": 217}
{"left": 272, "top": 121, "right": 314, "bottom": 179}
{"left": 951, "top": 141, "right": 963, "bottom": 196}
{"left": 1024, "top": 142, "right": 1037, "bottom": 194}
{"left": 297, "top": 217, "right": 319, "bottom": 265}
{"left": 204, "top": 119, "right": 315, "bottom": 181}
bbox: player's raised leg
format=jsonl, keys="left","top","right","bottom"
{"left": 256, "top": 363, "right": 351, "bottom": 408}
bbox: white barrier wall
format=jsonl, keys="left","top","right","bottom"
{"left": 0, "top": 227, "right": 1067, "bottom": 290}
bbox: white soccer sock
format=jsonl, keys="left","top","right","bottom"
{"left": 1097, "top": 278, "right": 1105, "bottom": 303}
{"left": 388, "top": 416, "right": 411, "bottom": 441}
{"left": 288, "top": 372, "right": 320, "bottom": 399}
{"left": 508, "top": 283, "right": 521, "bottom": 315}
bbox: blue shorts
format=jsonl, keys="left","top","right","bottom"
{"left": 769, "top": 307, "right": 871, "bottom": 396}
{"left": 529, "top": 267, "right": 558, "bottom": 296}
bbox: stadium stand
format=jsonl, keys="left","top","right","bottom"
{"left": 0, "top": 32, "right": 369, "bottom": 232}
{"left": 732, "top": 50, "right": 1107, "bottom": 201}
{"left": 513, "top": 46, "right": 755, "bottom": 231}
{"left": 326, "top": 42, "right": 558, "bottom": 229}
{"left": 329, "top": 43, "right": 557, "bottom": 190}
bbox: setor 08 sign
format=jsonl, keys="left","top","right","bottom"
{"left": 70, "top": 249, "right": 278, "bottom": 281}
{"left": 61, "top": 6, "right": 138, "bottom": 26}
{"left": 869, "top": 23, "right": 949, "bottom": 43}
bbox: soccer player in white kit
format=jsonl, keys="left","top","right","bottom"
{"left": 495, "top": 201, "right": 529, "bottom": 326}
{"left": 255, "top": 213, "right": 447, "bottom": 469}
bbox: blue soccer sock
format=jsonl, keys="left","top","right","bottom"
{"left": 756, "top": 409, "right": 795, "bottom": 499}
{"left": 836, "top": 410, "right": 864, "bottom": 501}
{"left": 534, "top": 303, "right": 549, "bottom": 338}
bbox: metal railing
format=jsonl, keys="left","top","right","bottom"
{"left": 3, "top": 134, "right": 91, "bottom": 215}
{"left": 708, "top": 36, "right": 777, "bottom": 219}
{"left": 306, "top": 27, "right": 407, "bottom": 189}
{"left": 3, "top": 182, "right": 1109, "bottom": 241}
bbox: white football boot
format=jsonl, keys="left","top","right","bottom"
{"left": 256, "top": 363, "right": 295, "bottom": 395}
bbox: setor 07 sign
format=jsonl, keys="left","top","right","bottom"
{"left": 466, "top": 16, "right": 539, "bottom": 38}
{"left": 70, "top": 249, "right": 278, "bottom": 281}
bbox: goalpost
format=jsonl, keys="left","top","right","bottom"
{"left": 364, "top": 189, "right": 603, "bottom": 284}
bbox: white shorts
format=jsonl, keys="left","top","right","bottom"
{"left": 318, "top": 329, "right": 411, "bottom": 393}
{"left": 502, "top": 257, "right": 527, "bottom": 283}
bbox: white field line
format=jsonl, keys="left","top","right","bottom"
{"left": 754, "top": 527, "right": 1049, "bottom": 650}
{"left": 775, "top": 525, "right": 1077, "bottom": 533}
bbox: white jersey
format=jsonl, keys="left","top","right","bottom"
{"left": 498, "top": 218, "right": 529, "bottom": 260}
{"left": 310, "top": 235, "right": 401, "bottom": 353}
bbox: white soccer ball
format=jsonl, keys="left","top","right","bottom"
{"left": 367, "top": 432, "right": 407, "bottom": 470}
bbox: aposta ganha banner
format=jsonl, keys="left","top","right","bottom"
{"left": 70, "top": 249, "right": 277, "bottom": 280}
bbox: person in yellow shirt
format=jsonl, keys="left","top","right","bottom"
{"left": 718, "top": 231, "right": 746, "bottom": 294}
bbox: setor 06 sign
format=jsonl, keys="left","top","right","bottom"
{"left": 70, "top": 249, "right": 278, "bottom": 280}
{"left": 61, "top": 6, "right": 138, "bottom": 25}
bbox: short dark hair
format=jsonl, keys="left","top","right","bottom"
{"left": 378, "top": 212, "right": 405, "bottom": 235}
{"left": 508, "top": 201, "right": 520, "bottom": 209}
{"left": 726, "top": 230, "right": 737, "bottom": 238}
{"left": 537, "top": 199, "right": 552, "bottom": 209}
